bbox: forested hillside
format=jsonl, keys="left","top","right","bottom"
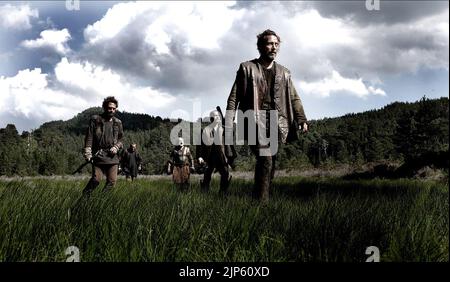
{"left": 0, "top": 97, "right": 448, "bottom": 176}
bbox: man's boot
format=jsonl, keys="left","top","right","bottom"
{"left": 219, "top": 175, "right": 232, "bottom": 194}
{"left": 260, "top": 178, "right": 269, "bottom": 204}
{"left": 253, "top": 171, "right": 270, "bottom": 203}
{"left": 200, "top": 179, "right": 210, "bottom": 192}
{"left": 103, "top": 182, "right": 114, "bottom": 193}
{"left": 82, "top": 177, "right": 99, "bottom": 197}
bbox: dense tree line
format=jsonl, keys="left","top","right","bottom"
{"left": 0, "top": 97, "right": 448, "bottom": 176}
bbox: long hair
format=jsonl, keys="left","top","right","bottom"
{"left": 102, "top": 96, "right": 118, "bottom": 109}
{"left": 256, "top": 29, "right": 281, "bottom": 54}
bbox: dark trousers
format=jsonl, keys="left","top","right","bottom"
{"left": 250, "top": 145, "right": 277, "bottom": 202}
{"left": 202, "top": 162, "right": 230, "bottom": 192}
{"left": 126, "top": 175, "right": 136, "bottom": 181}
{"left": 83, "top": 163, "right": 118, "bottom": 195}
{"left": 202, "top": 154, "right": 230, "bottom": 193}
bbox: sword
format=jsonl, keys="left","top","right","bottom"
{"left": 72, "top": 150, "right": 102, "bottom": 174}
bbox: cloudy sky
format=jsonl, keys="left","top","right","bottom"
{"left": 0, "top": 0, "right": 448, "bottom": 133}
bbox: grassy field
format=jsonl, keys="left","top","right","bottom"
{"left": 0, "top": 175, "right": 448, "bottom": 262}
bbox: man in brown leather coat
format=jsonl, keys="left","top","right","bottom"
{"left": 82, "top": 96, "right": 124, "bottom": 195}
{"left": 225, "top": 29, "right": 308, "bottom": 203}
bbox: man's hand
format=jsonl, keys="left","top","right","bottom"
{"left": 299, "top": 122, "right": 308, "bottom": 133}
{"left": 198, "top": 157, "right": 204, "bottom": 164}
{"left": 109, "top": 146, "right": 119, "bottom": 155}
{"left": 83, "top": 147, "right": 92, "bottom": 162}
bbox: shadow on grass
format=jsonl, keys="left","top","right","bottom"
{"left": 268, "top": 177, "right": 429, "bottom": 201}
{"left": 207, "top": 176, "right": 427, "bottom": 203}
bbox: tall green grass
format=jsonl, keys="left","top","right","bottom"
{"left": 0, "top": 176, "right": 447, "bottom": 262}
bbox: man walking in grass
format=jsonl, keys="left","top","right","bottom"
{"left": 121, "top": 143, "right": 142, "bottom": 181}
{"left": 169, "top": 137, "right": 195, "bottom": 191}
{"left": 82, "top": 96, "right": 124, "bottom": 195}
{"left": 225, "top": 29, "right": 308, "bottom": 203}
{"left": 196, "top": 110, "right": 232, "bottom": 194}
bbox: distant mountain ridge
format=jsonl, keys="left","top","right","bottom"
{"left": 38, "top": 107, "right": 173, "bottom": 135}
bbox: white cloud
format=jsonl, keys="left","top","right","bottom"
{"left": 0, "top": 57, "right": 179, "bottom": 131}
{"left": 84, "top": 1, "right": 152, "bottom": 45}
{"left": 84, "top": 1, "right": 244, "bottom": 55}
{"left": 54, "top": 57, "right": 176, "bottom": 113}
{"left": 290, "top": 9, "right": 360, "bottom": 49}
{"left": 145, "top": 1, "right": 244, "bottom": 52}
{"left": 0, "top": 4, "right": 38, "bottom": 30}
{"left": 354, "top": 9, "right": 450, "bottom": 74}
{"left": 21, "top": 28, "right": 72, "bottom": 55}
{"left": 300, "top": 70, "right": 386, "bottom": 98}
{"left": 0, "top": 68, "right": 88, "bottom": 124}
{"left": 278, "top": 6, "right": 449, "bottom": 84}
{"left": 368, "top": 86, "right": 386, "bottom": 96}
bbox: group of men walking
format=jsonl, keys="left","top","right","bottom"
{"left": 168, "top": 108, "right": 232, "bottom": 194}
{"left": 81, "top": 29, "right": 308, "bottom": 203}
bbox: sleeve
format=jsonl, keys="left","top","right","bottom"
{"left": 225, "top": 64, "right": 246, "bottom": 144}
{"left": 225, "top": 64, "right": 246, "bottom": 127}
{"left": 116, "top": 121, "right": 124, "bottom": 150}
{"left": 289, "top": 77, "right": 307, "bottom": 125}
{"left": 84, "top": 116, "right": 95, "bottom": 149}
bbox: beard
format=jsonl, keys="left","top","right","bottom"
{"left": 266, "top": 52, "right": 277, "bottom": 60}
{"left": 260, "top": 50, "right": 277, "bottom": 61}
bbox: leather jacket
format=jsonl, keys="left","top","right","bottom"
{"left": 84, "top": 114, "right": 124, "bottom": 164}
{"left": 225, "top": 59, "right": 307, "bottom": 143}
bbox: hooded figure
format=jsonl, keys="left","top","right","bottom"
{"left": 121, "top": 143, "right": 142, "bottom": 181}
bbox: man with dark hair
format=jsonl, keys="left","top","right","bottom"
{"left": 225, "top": 29, "right": 308, "bottom": 203}
{"left": 121, "top": 143, "right": 142, "bottom": 181}
{"left": 82, "top": 96, "right": 124, "bottom": 195}
{"left": 196, "top": 110, "right": 231, "bottom": 194}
